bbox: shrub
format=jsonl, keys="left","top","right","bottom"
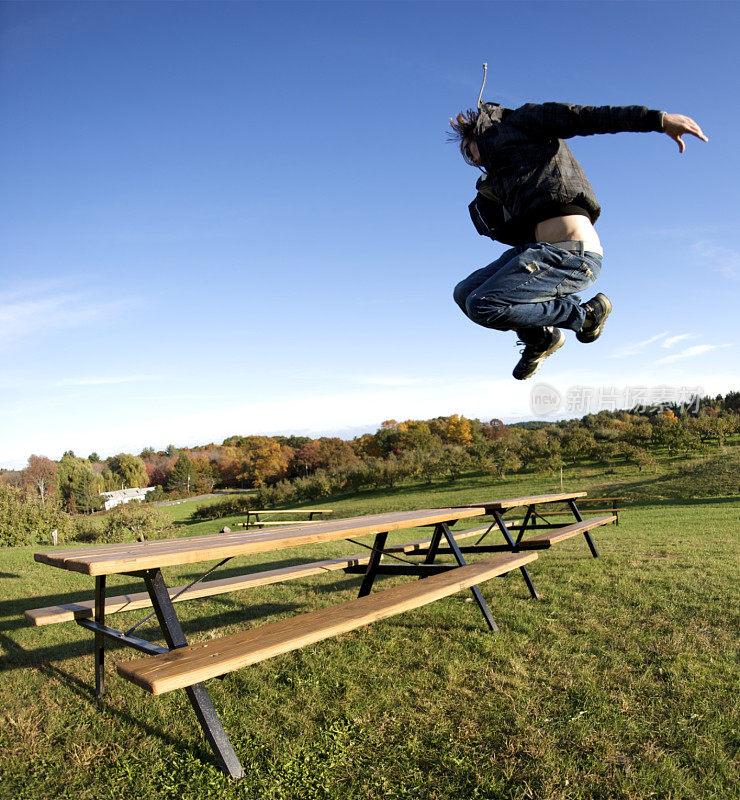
{"left": 101, "top": 504, "right": 173, "bottom": 542}
{"left": 72, "top": 515, "right": 105, "bottom": 543}
{"left": 143, "top": 485, "right": 167, "bottom": 503}
{"left": 305, "top": 470, "right": 332, "bottom": 499}
{"left": 190, "top": 494, "right": 255, "bottom": 521}
{"left": 0, "top": 484, "right": 72, "bottom": 547}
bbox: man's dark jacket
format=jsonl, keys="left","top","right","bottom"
{"left": 469, "top": 102, "right": 665, "bottom": 245}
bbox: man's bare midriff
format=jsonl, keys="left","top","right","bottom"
{"left": 534, "top": 215, "right": 603, "bottom": 255}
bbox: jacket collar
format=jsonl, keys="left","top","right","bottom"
{"left": 475, "top": 103, "right": 509, "bottom": 135}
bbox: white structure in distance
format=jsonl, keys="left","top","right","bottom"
{"left": 99, "top": 487, "right": 155, "bottom": 511}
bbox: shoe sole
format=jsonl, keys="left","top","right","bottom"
{"left": 512, "top": 330, "right": 565, "bottom": 380}
{"left": 576, "top": 293, "right": 612, "bottom": 343}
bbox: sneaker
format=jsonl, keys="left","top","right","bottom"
{"left": 512, "top": 327, "right": 565, "bottom": 380}
{"left": 576, "top": 293, "right": 612, "bottom": 343}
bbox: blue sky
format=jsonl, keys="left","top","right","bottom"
{"left": 1, "top": 0, "right": 738, "bottom": 468}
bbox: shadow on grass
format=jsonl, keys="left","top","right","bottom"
{"left": 0, "top": 630, "right": 228, "bottom": 772}
{"left": 598, "top": 487, "right": 740, "bottom": 509}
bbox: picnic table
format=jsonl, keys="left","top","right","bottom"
{"left": 27, "top": 492, "right": 615, "bottom": 778}
{"left": 31, "top": 506, "right": 540, "bottom": 778}
{"left": 239, "top": 508, "right": 332, "bottom": 528}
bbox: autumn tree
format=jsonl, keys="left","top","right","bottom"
{"left": 289, "top": 438, "right": 358, "bottom": 477}
{"left": 373, "top": 422, "right": 404, "bottom": 457}
{"left": 247, "top": 439, "right": 292, "bottom": 486}
{"left": 142, "top": 452, "right": 176, "bottom": 489}
{"left": 22, "top": 455, "right": 57, "bottom": 503}
{"left": 651, "top": 411, "right": 688, "bottom": 453}
{"left": 190, "top": 457, "right": 216, "bottom": 493}
{"left": 211, "top": 446, "right": 249, "bottom": 488}
{"left": 353, "top": 433, "right": 382, "bottom": 459}
{"left": 398, "top": 421, "right": 437, "bottom": 451}
{"left": 443, "top": 414, "right": 474, "bottom": 447}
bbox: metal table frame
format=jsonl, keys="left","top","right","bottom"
{"left": 385, "top": 498, "right": 600, "bottom": 603}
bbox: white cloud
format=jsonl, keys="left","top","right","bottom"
{"left": 350, "top": 375, "right": 425, "bottom": 387}
{"left": 691, "top": 241, "right": 740, "bottom": 281}
{"left": 610, "top": 331, "right": 668, "bottom": 358}
{"left": 140, "top": 393, "right": 226, "bottom": 401}
{"left": 0, "top": 284, "right": 136, "bottom": 349}
{"left": 655, "top": 344, "right": 730, "bottom": 365}
{"left": 662, "top": 333, "right": 695, "bottom": 348}
{"left": 57, "top": 375, "right": 163, "bottom": 387}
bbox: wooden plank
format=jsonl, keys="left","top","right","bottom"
{"left": 458, "top": 492, "right": 588, "bottom": 511}
{"left": 34, "top": 508, "right": 486, "bottom": 576}
{"left": 536, "top": 508, "right": 624, "bottom": 516}
{"left": 24, "top": 557, "right": 369, "bottom": 626}
{"left": 517, "top": 516, "right": 615, "bottom": 547}
{"left": 26, "top": 526, "right": 496, "bottom": 626}
{"left": 117, "top": 551, "right": 539, "bottom": 695}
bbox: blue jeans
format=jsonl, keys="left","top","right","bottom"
{"left": 453, "top": 242, "right": 602, "bottom": 344}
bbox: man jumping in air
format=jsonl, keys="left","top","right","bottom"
{"left": 450, "top": 93, "right": 707, "bottom": 379}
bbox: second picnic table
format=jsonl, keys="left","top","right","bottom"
{"left": 239, "top": 508, "right": 332, "bottom": 528}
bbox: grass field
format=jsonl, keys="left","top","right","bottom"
{"left": 1, "top": 457, "right": 738, "bottom": 799}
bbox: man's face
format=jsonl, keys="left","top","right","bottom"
{"left": 463, "top": 139, "right": 482, "bottom": 166}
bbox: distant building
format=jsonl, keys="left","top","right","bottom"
{"left": 99, "top": 487, "right": 155, "bottom": 511}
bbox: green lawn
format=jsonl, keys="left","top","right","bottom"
{"left": 1, "top": 462, "right": 738, "bottom": 799}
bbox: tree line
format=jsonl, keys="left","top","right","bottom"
{"left": 1, "top": 393, "right": 738, "bottom": 542}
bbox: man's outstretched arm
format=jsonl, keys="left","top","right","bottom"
{"left": 506, "top": 102, "right": 707, "bottom": 150}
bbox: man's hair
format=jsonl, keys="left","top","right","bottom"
{"left": 448, "top": 108, "right": 479, "bottom": 165}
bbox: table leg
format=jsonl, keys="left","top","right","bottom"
{"left": 142, "top": 568, "right": 245, "bottom": 779}
{"left": 514, "top": 506, "right": 534, "bottom": 545}
{"left": 491, "top": 511, "right": 540, "bottom": 600}
{"left": 422, "top": 524, "right": 444, "bottom": 567}
{"left": 568, "top": 499, "right": 599, "bottom": 558}
{"left": 439, "top": 523, "right": 498, "bottom": 633}
{"left": 94, "top": 576, "right": 106, "bottom": 698}
{"left": 357, "top": 531, "right": 388, "bottom": 597}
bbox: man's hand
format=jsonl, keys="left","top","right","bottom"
{"left": 662, "top": 113, "right": 708, "bottom": 153}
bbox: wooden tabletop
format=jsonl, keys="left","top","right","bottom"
{"left": 455, "top": 491, "right": 588, "bottom": 511}
{"left": 34, "top": 507, "right": 486, "bottom": 577}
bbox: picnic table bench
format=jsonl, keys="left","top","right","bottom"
{"left": 27, "top": 492, "right": 616, "bottom": 778}
{"left": 529, "top": 496, "right": 625, "bottom": 524}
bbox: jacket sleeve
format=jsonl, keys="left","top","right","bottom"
{"left": 506, "top": 102, "right": 665, "bottom": 139}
